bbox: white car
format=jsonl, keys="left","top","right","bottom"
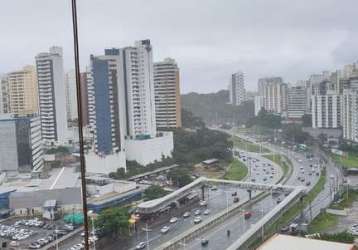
{"left": 203, "top": 209, "right": 210, "bottom": 215}
{"left": 136, "top": 242, "right": 146, "bottom": 249}
{"left": 183, "top": 212, "right": 191, "bottom": 218}
{"left": 199, "top": 200, "right": 207, "bottom": 206}
{"left": 169, "top": 217, "right": 178, "bottom": 223}
{"left": 194, "top": 216, "right": 202, "bottom": 224}
{"left": 350, "top": 224, "right": 358, "bottom": 236}
{"left": 161, "top": 226, "right": 170, "bottom": 234}
{"left": 194, "top": 209, "right": 201, "bottom": 216}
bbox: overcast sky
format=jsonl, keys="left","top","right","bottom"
{"left": 1, "top": 0, "right": 358, "bottom": 93}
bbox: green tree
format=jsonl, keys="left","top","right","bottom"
{"left": 46, "top": 146, "right": 70, "bottom": 155}
{"left": 246, "top": 109, "right": 281, "bottom": 129}
{"left": 143, "top": 185, "right": 169, "bottom": 201}
{"left": 95, "top": 207, "right": 130, "bottom": 238}
{"left": 167, "top": 168, "right": 193, "bottom": 187}
{"left": 281, "top": 124, "right": 310, "bottom": 144}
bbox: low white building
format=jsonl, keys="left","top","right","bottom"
{"left": 85, "top": 151, "right": 126, "bottom": 175}
{"left": 125, "top": 131, "right": 174, "bottom": 166}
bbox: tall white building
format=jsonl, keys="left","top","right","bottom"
{"left": 287, "top": 86, "right": 307, "bottom": 120}
{"left": 229, "top": 71, "right": 246, "bottom": 106}
{"left": 257, "top": 77, "right": 287, "bottom": 114}
{"left": 311, "top": 92, "right": 342, "bottom": 129}
{"left": 119, "top": 40, "right": 157, "bottom": 139}
{"left": 154, "top": 58, "right": 182, "bottom": 129}
{"left": 65, "top": 70, "right": 78, "bottom": 122}
{"left": 342, "top": 89, "right": 358, "bottom": 142}
{"left": 35, "top": 47, "right": 68, "bottom": 144}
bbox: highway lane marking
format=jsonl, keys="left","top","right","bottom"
{"left": 50, "top": 167, "right": 65, "bottom": 190}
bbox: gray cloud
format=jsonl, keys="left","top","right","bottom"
{"left": 1, "top": 0, "right": 357, "bottom": 93}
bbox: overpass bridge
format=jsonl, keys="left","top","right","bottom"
{"left": 136, "top": 177, "right": 303, "bottom": 215}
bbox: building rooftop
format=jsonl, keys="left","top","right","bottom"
{"left": 258, "top": 234, "right": 355, "bottom": 250}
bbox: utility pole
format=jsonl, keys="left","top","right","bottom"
{"left": 146, "top": 223, "right": 150, "bottom": 250}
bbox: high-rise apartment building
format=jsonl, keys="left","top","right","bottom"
{"left": 0, "top": 76, "right": 10, "bottom": 114}
{"left": 229, "top": 71, "right": 246, "bottom": 106}
{"left": 154, "top": 58, "right": 182, "bottom": 129}
{"left": 87, "top": 50, "right": 125, "bottom": 155}
{"left": 35, "top": 46, "right": 68, "bottom": 144}
{"left": 342, "top": 89, "right": 358, "bottom": 143}
{"left": 6, "top": 65, "right": 38, "bottom": 115}
{"left": 311, "top": 92, "right": 342, "bottom": 128}
{"left": 119, "top": 40, "right": 157, "bottom": 139}
{"left": 65, "top": 70, "right": 78, "bottom": 122}
{"left": 257, "top": 77, "right": 287, "bottom": 114}
{"left": 80, "top": 72, "right": 89, "bottom": 127}
{"left": 0, "top": 114, "right": 43, "bottom": 172}
{"left": 287, "top": 85, "right": 307, "bottom": 120}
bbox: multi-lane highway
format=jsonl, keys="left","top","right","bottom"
{"left": 181, "top": 135, "right": 322, "bottom": 250}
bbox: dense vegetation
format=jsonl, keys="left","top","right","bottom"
{"left": 310, "top": 231, "right": 355, "bottom": 244}
{"left": 281, "top": 124, "right": 311, "bottom": 144}
{"left": 143, "top": 185, "right": 169, "bottom": 201}
{"left": 172, "top": 127, "right": 233, "bottom": 165}
{"left": 46, "top": 146, "right": 70, "bottom": 154}
{"left": 246, "top": 109, "right": 281, "bottom": 129}
{"left": 181, "top": 90, "right": 254, "bottom": 126}
{"left": 110, "top": 110, "right": 233, "bottom": 179}
{"left": 167, "top": 167, "right": 193, "bottom": 187}
{"left": 95, "top": 207, "right": 130, "bottom": 238}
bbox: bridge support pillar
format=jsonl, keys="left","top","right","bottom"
{"left": 247, "top": 189, "right": 252, "bottom": 200}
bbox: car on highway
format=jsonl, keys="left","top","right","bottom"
{"left": 194, "top": 216, "right": 202, "bottom": 224}
{"left": 233, "top": 197, "right": 240, "bottom": 203}
{"left": 263, "top": 177, "right": 267, "bottom": 181}
{"left": 161, "top": 225, "right": 170, "bottom": 234}
{"left": 183, "top": 211, "right": 190, "bottom": 218}
{"left": 28, "top": 243, "right": 41, "bottom": 249}
{"left": 306, "top": 181, "right": 311, "bottom": 186}
{"left": 244, "top": 211, "right": 252, "bottom": 219}
{"left": 350, "top": 224, "right": 358, "bottom": 236}
{"left": 231, "top": 191, "right": 237, "bottom": 196}
{"left": 136, "top": 242, "right": 147, "bottom": 249}
{"left": 210, "top": 186, "right": 218, "bottom": 191}
{"left": 251, "top": 178, "right": 256, "bottom": 182}
{"left": 276, "top": 198, "right": 281, "bottom": 204}
{"left": 201, "top": 238, "right": 209, "bottom": 246}
{"left": 199, "top": 200, "right": 208, "bottom": 206}
{"left": 203, "top": 209, "right": 210, "bottom": 215}
{"left": 194, "top": 209, "right": 201, "bottom": 216}
{"left": 169, "top": 217, "right": 178, "bottom": 223}
{"left": 269, "top": 175, "right": 273, "bottom": 179}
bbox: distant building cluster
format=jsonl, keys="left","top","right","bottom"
{"left": 253, "top": 61, "right": 358, "bottom": 143}
{"left": 0, "top": 39, "right": 182, "bottom": 175}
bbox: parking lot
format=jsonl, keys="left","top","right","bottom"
{"left": 0, "top": 217, "right": 80, "bottom": 249}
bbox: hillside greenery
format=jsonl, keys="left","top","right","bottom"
{"left": 181, "top": 90, "right": 254, "bottom": 126}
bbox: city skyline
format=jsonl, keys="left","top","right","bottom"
{"left": 1, "top": 0, "right": 358, "bottom": 93}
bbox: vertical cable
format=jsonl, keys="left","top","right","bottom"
{"left": 70, "top": 0, "right": 90, "bottom": 249}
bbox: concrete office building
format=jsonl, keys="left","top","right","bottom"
{"left": 154, "top": 58, "right": 182, "bottom": 129}
{"left": 311, "top": 92, "right": 342, "bottom": 129}
{"left": 342, "top": 89, "right": 358, "bottom": 143}
{"left": 0, "top": 114, "right": 43, "bottom": 173}
{"left": 287, "top": 86, "right": 307, "bottom": 120}
{"left": 35, "top": 46, "right": 68, "bottom": 144}
{"left": 6, "top": 65, "right": 38, "bottom": 115}
{"left": 229, "top": 71, "right": 246, "bottom": 106}
{"left": 257, "top": 77, "right": 287, "bottom": 114}
{"left": 65, "top": 70, "right": 78, "bottom": 122}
